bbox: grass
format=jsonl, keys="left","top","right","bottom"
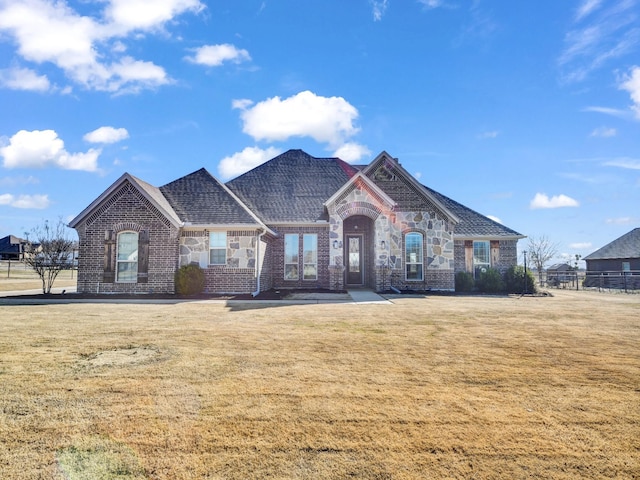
{"left": 0, "top": 261, "right": 77, "bottom": 292}
{"left": 0, "top": 290, "right": 638, "bottom": 479}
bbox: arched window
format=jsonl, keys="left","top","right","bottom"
{"left": 116, "top": 231, "right": 138, "bottom": 282}
{"left": 405, "top": 232, "right": 423, "bottom": 281}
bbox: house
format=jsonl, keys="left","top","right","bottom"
{"left": 0, "top": 235, "right": 27, "bottom": 260}
{"left": 583, "top": 228, "right": 640, "bottom": 289}
{"left": 69, "top": 150, "right": 524, "bottom": 295}
{"left": 546, "top": 263, "right": 574, "bottom": 287}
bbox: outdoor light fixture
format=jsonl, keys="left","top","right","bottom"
{"left": 381, "top": 240, "right": 386, "bottom": 249}
{"left": 333, "top": 240, "right": 342, "bottom": 249}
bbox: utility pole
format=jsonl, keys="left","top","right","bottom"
{"left": 523, "top": 250, "right": 528, "bottom": 295}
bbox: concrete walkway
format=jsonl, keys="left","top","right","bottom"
{"left": 347, "top": 289, "right": 392, "bottom": 304}
{"left": 0, "top": 287, "right": 392, "bottom": 305}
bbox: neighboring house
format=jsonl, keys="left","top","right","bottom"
{"left": 0, "top": 235, "right": 27, "bottom": 260}
{"left": 69, "top": 150, "right": 524, "bottom": 295}
{"left": 583, "top": 228, "right": 640, "bottom": 274}
{"left": 546, "top": 263, "right": 574, "bottom": 286}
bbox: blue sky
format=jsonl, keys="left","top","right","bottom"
{"left": 1, "top": 0, "right": 639, "bottom": 266}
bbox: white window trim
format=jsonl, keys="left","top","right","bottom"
{"left": 209, "top": 231, "right": 227, "bottom": 266}
{"left": 284, "top": 234, "right": 299, "bottom": 280}
{"left": 303, "top": 234, "right": 318, "bottom": 281}
{"left": 473, "top": 240, "right": 491, "bottom": 277}
{"left": 116, "top": 231, "right": 138, "bottom": 283}
{"left": 405, "top": 232, "right": 424, "bottom": 281}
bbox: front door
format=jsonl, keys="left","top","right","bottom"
{"left": 346, "top": 235, "right": 363, "bottom": 285}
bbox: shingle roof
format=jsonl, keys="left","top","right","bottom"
{"left": 226, "top": 150, "right": 357, "bottom": 223}
{"left": 128, "top": 174, "right": 182, "bottom": 226}
{"left": 160, "top": 168, "right": 262, "bottom": 226}
{"left": 583, "top": 228, "right": 640, "bottom": 260}
{"left": 0, "top": 235, "right": 25, "bottom": 255}
{"left": 423, "top": 186, "right": 524, "bottom": 238}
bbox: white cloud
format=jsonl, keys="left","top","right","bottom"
{"left": 371, "top": 0, "right": 389, "bottom": 21}
{"left": 104, "top": 0, "right": 204, "bottom": 32}
{"left": 558, "top": 0, "right": 640, "bottom": 83}
{"left": 582, "top": 106, "right": 632, "bottom": 118}
{"left": 486, "top": 215, "right": 502, "bottom": 224}
{"left": 0, "top": 0, "right": 203, "bottom": 94}
{"left": 237, "top": 91, "right": 360, "bottom": 147}
{"left": 83, "top": 126, "right": 129, "bottom": 144}
{"left": 590, "top": 126, "right": 616, "bottom": 137}
{"left": 0, "top": 67, "right": 50, "bottom": 91}
{"left": 619, "top": 66, "right": 640, "bottom": 119}
{"left": 603, "top": 157, "right": 640, "bottom": 170}
{"left": 186, "top": 44, "right": 251, "bottom": 67}
{"left": 570, "top": 242, "right": 592, "bottom": 249}
{"left": 0, "top": 193, "right": 50, "bottom": 209}
{"left": 418, "top": 0, "right": 444, "bottom": 9}
{"left": 332, "top": 143, "right": 371, "bottom": 163}
{"left": 232, "top": 98, "right": 254, "bottom": 110}
{"left": 530, "top": 193, "right": 580, "bottom": 209}
{"left": 477, "top": 130, "right": 499, "bottom": 139}
{"left": 575, "top": 0, "right": 602, "bottom": 21}
{"left": 606, "top": 216, "right": 636, "bottom": 225}
{"left": 0, "top": 130, "right": 100, "bottom": 172}
{"left": 218, "top": 146, "right": 282, "bottom": 180}
{"left": 0, "top": 175, "right": 39, "bottom": 187}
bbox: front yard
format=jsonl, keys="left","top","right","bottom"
{"left": 0, "top": 290, "right": 638, "bottom": 479}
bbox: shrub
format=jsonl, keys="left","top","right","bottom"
{"left": 455, "top": 271, "right": 475, "bottom": 292}
{"left": 475, "top": 268, "right": 505, "bottom": 294}
{"left": 503, "top": 265, "right": 537, "bottom": 294}
{"left": 174, "top": 263, "right": 205, "bottom": 295}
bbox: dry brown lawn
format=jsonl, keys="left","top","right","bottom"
{"left": 0, "top": 262, "right": 77, "bottom": 292}
{"left": 0, "top": 290, "right": 638, "bottom": 479}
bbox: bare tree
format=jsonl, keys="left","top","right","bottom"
{"left": 526, "top": 235, "right": 559, "bottom": 286}
{"left": 24, "top": 218, "right": 75, "bottom": 294}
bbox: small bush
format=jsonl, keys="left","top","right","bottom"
{"left": 455, "top": 271, "right": 475, "bottom": 292}
{"left": 503, "top": 265, "right": 537, "bottom": 294}
{"left": 475, "top": 268, "right": 505, "bottom": 294}
{"left": 174, "top": 263, "right": 205, "bottom": 295}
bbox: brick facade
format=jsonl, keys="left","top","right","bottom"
{"left": 74, "top": 181, "right": 179, "bottom": 294}
{"left": 71, "top": 151, "right": 522, "bottom": 296}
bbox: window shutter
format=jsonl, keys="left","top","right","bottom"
{"left": 490, "top": 240, "right": 500, "bottom": 267}
{"left": 464, "top": 240, "right": 473, "bottom": 273}
{"left": 103, "top": 230, "right": 115, "bottom": 283}
{"left": 137, "top": 229, "right": 149, "bottom": 283}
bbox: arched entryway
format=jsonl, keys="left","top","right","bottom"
{"left": 343, "top": 215, "right": 375, "bottom": 288}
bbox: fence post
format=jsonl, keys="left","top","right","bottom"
{"left": 7, "top": 259, "right": 10, "bottom": 279}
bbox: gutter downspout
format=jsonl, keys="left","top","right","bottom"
{"left": 252, "top": 228, "right": 266, "bottom": 297}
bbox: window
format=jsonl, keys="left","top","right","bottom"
{"left": 622, "top": 262, "right": 631, "bottom": 273}
{"left": 209, "top": 232, "right": 227, "bottom": 265}
{"left": 284, "top": 234, "right": 299, "bottom": 280}
{"left": 405, "top": 232, "right": 423, "bottom": 281}
{"left": 473, "top": 241, "right": 490, "bottom": 278}
{"left": 303, "top": 234, "right": 318, "bottom": 280}
{"left": 116, "top": 231, "right": 138, "bottom": 282}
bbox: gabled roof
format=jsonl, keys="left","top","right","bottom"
{"left": 160, "top": 168, "right": 268, "bottom": 228}
{"left": 423, "top": 185, "right": 524, "bottom": 239}
{"left": 69, "top": 173, "right": 182, "bottom": 228}
{"left": 362, "top": 152, "right": 460, "bottom": 224}
{"left": 583, "top": 228, "right": 640, "bottom": 261}
{"left": 226, "top": 149, "right": 357, "bottom": 223}
{"left": 323, "top": 171, "right": 397, "bottom": 211}
{"left": 0, "top": 235, "right": 26, "bottom": 254}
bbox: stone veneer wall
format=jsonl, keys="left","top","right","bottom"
{"left": 327, "top": 182, "right": 455, "bottom": 292}
{"left": 179, "top": 229, "right": 267, "bottom": 294}
{"left": 74, "top": 181, "right": 179, "bottom": 294}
